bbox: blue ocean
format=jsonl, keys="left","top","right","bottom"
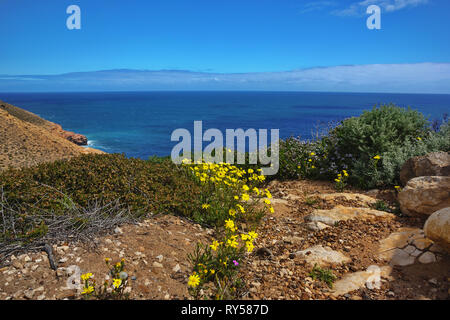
{"left": 1, "top": 91, "right": 449, "bottom": 158}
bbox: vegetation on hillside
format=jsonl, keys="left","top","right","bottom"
{"left": 274, "top": 104, "right": 449, "bottom": 189}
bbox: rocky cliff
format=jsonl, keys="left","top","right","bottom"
{"left": 0, "top": 100, "right": 103, "bottom": 170}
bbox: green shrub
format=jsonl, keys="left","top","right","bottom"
{"left": 0, "top": 154, "right": 206, "bottom": 244}
{"left": 0, "top": 153, "right": 201, "bottom": 218}
{"left": 273, "top": 104, "right": 449, "bottom": 189}
{"left": 330, "top": 104, "right": 429, "bottom": 160}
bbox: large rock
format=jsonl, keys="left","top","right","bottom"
{"left": 398, "top": 176, "right": 450, "bottom": 216}
{"left": 304, "top": 205, "right": 395, "bottom": 226}
{"left": 295, "top": 245, "right": 351, "bottom": 267}
{"left": 378, "top": 227, "right": 439, "bottom": 266}
{"left": 50, "top": 124, "right": 88, "bottom": 146}
{"left": 424, "top": 207, "right": 450, "bottom": 253}
{"left": 400, "top": 152, "right": 450, "bottom": 186}
{"left": 314, "top": 193, "right": 378, "bottom": 207}
{"left": 331, "top": 266, "right": 393, "bottom": 297}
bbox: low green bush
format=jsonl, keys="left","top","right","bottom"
{"left": 273, "top": 104, "right": 449, "bottom": 189}
{"left": 0, "top": 154, "right": 203, "bottom": 245}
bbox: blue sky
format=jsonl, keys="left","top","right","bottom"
{"left": 0, "top": 0, "right": 449, "bottom": 92}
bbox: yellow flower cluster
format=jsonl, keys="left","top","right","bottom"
{"left": 334, "top": 170, "right": 348, "bottom": 183}
{"left": 184, "top": 160, "right": 266, "bottom": 186}
{"left": 81, "top": 273, "right": 93, "bottom": 281}
{"left": 183, "top": 161, "right": 274, "bottom": 293}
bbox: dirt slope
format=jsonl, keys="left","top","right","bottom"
{"left": 0, "top": 101, "right": 103, "bottom": 171}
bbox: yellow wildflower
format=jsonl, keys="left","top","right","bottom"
{"left": 226, "top": 238, "right": 238, "bottom": 248}
{"left": 248, "top": 231, "right": 258, "bottom": 240}
{"left": 188, "top": 274, "right": 200, "bottom": 288}
{"left": 112, "top": 278, "right": 122, "bottom": 288}
{"left": 225, "top": 219, "right": 235, "bottom": 231}
{"left": 81, "top": 273, "right": 93, "bottom": 281}
{"left": 81, "top": 286, "right": 94, "bottom": 295}
{"left": 210, "top": 240, "right": 219, "bottom": 251}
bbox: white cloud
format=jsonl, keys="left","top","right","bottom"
{"left": 299, "top": 1, "right": 338, "bottom": 14}
{"left": 332, "top": 0, "right": 429, "bottom": 16}
{"left": 1, "top": 63, "right": 449, "bottom": 93}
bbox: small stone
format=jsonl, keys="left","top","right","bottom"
{"left": 114, "top": 227, "right": 123, "bottom": 234}
{"left": 428, "top": 278, "right": 438, "bottom": 286}
{"left": 156, "top": 255, "right": 164, "bottom": 262}
{"left": 389, "top": 248, "right": 416, "bottom": 266}
{"left": 403, "top": 245, "right": 416, "bottom": 254}
{"left": 387, "top": 291, "right": 395, "bottom": 297}
{"left": 34, "top": 286, "right": 45, "bottom": 293}
{"left": 23, "top": 290, "right": 34, "bottom": 299}
{"left": 172, "top": 264, "right": 181, "bottom": 273}
{"left": 153, "top": 261, "right": 163, "bottom": 268}
{"left": 56, "top": 268, "right": 65, "bottom": 277}
{"left": 305, "top": 221, "right": 329, "bottom": 232}
{"left": 12, "top": 261, "right": 23, "bottom": 270}
{"left": 418, "top": 252, "right": 436, "bottom": 264}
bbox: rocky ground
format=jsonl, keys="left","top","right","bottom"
{"left": 0, "top": 179, "right": 448, "bottom": 300}
{"left": 241, "top": 180, "right": 449, "bottom": 300}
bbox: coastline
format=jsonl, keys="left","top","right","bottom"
{"left": 0, "top": 100, "right": 105, "bottom": 171}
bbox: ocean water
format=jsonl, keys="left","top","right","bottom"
{"left": 1, "top": 91, "right": 449, "bottom": 158}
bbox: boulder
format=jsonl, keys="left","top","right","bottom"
{"left": 331, "top": 265, "right": 393, "bottom": 297}
{"left": 398, "top": 176, "right": 450, "bottom": 216}
{"left": 62, "top": 132, "right": 88, "bottom": 146}
{"left": 50, "top": 124, "right": 88, "bottom": 146}
{"left": 314, "top": 193, "right": 378, "bottom": 207}
{"left": 424, "top": 207, "right": 450, "bottom": 253}
{"left": 295, "top": 245, "right": 351, "bottom": 267}
{"left": 304, "top": 205, "right": 395, "bottom": 226}
{"left": 400, "top": 152, "right": 450, "bottom": 186}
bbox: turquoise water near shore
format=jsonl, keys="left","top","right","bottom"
{"left": 1, "top": 91, "right": 449, "bottom": 158}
